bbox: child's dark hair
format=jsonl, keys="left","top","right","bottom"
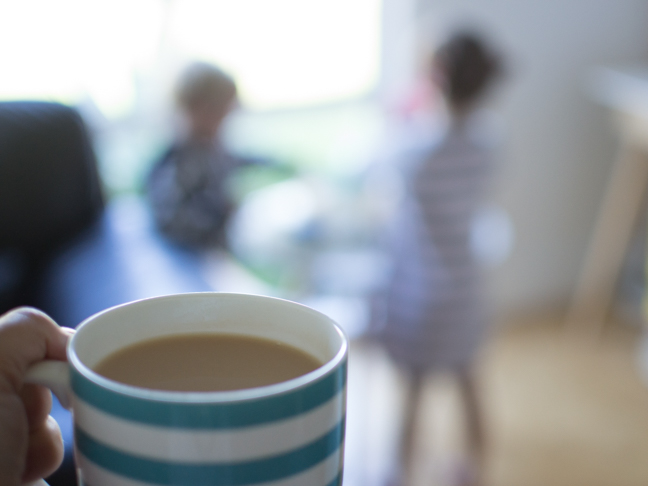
{"left": 433, "top": 31, "right": 503, "bottom": 111}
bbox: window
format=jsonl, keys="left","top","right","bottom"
{"left": 0, "top": 0, "right": 382, "bottom": 193}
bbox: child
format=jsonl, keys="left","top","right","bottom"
{"left": 371, "top": 31, "right": 504, "bottom": 486}
{"left": 147, "top": 61, "right": 244, "bottom": 249}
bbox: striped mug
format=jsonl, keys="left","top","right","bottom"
{"left": 26, "top": 292, "right": 347, "bottom": 486}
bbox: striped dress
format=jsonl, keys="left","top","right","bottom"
{"left": 373, "top": 121, "right": 495, "bottom": 372}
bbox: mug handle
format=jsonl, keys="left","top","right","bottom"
{"left": 25, "top": 361, "right": 72, "bottom": 410}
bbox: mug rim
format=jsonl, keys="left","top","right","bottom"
{"left": 68, "top": 292, "right": 348, "bottom": 404}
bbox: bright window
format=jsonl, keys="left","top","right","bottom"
{"left": 0, "top": 0, "right": 380, "bottom": 113}
{"left": 168, "top": 0, "right": 381, "bottom": 110}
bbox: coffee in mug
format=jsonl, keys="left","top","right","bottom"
{"left": 93, "top": 333, "right": 323, "bottom": 391}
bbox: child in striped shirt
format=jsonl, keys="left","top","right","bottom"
{"left": 372, "top": 30, "right": 504, "bottom": 486}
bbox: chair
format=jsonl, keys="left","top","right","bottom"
{"left": 0, "top": 101, "right": 104, "bottom": 314}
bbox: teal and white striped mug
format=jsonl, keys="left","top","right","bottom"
{"left": 27, "top": 292, "right": 347, "bottom": 486}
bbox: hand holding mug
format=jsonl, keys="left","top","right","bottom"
{"left": 0, "top": 307, "right": 73, "bottom": 486}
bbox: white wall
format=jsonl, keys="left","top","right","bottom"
{"left": 385, "top": 0, "right": 648, "bottom": 315}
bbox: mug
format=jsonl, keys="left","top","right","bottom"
{"left": 27, "top": 292, "right": 347, "bottom": 486}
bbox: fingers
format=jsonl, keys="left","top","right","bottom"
{"left": 18, "top": 384, "right": 64, "bottom": 482}
{"left": 20, "top": 384, "right": 52, "bottom": 433}
{"left": 0, "top": 394, "right": 28, "bottom": 486}
{"left": 20, "top": 415, "right": 64, "bottom": 483}
{"left": 0, "top": 307, "right": 71, "bottom": 484}
{"left": 0, "top": 308, "right": 72, "bottom": 394}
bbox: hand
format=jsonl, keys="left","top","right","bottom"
{"left": 0, "top": 307, "right": 73, "bottom": 485}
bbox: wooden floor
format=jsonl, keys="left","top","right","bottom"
{"left": 342, "top": 317, "right": 648, "bottom": 486}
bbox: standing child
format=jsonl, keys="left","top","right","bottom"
{"left": 371, "top": 31, "right": 504, "bottom": 486}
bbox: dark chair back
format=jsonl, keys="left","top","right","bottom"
{"left": 0, "top": 101, "right": 104, "bottom": 312}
